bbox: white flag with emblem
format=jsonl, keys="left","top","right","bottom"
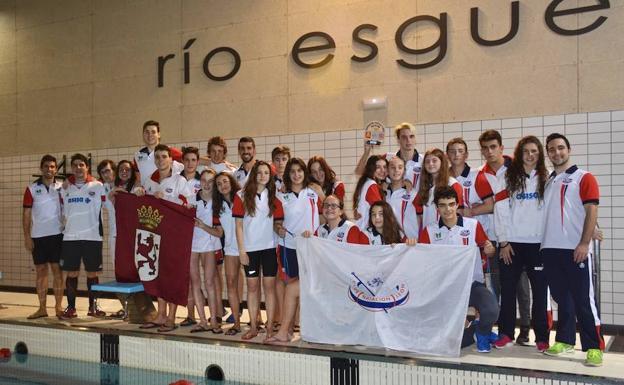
{"left": 297, "top": 237, "right": 477, "bottom": 357}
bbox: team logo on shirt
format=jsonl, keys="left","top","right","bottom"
{"left": 434, "top": 232, "right": 442, "bottom": 240}
{"left": 460, "top": 229, "right": 470, "bottom": 245}
{"left": 88, "top": 191, "right": 96, "bottom": 196}
{"left": 348, "top": 272, "right": 409, "bottom": 312}
{"left": 562, "top": 177, "right": 573, "bottom": 185}
{"left": 336, "top": 231, "right": 345, "bottom": 241}
{"left": 35, "top": 188, "right": 42, "bottom": 195}
{"left": 135, "top": 206, "right": 164, "bottom": 281}
{"left": 463, "top": 180, "right": 472, "bottom": 188}
{"left": 165, "top": 188, "right": 173, "bottom": 193}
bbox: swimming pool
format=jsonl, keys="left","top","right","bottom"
{"left": 0, "top": 353, "right": 240, "bottom": 385}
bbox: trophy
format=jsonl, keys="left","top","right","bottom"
{"left": 364, "top": 121, "right": 385, "bottom": 145}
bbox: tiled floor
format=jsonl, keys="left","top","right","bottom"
{"left": 0, "top": 291, "right": 623, "bottom": 380}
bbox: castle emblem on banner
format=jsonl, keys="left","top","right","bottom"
{"left": 348, "top": 272, "right": 409, "bottom": 312}
{"left": 135, "top": 205, "right": 164, "bottom": 281}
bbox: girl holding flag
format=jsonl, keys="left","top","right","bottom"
{"left": 364, "top": 201, "right": 417, "bottom": 246}
{"left": 306, "top": 194, "right": 369, "bottom": 244}
{"left": 266, "top": 158, "right": 323, "bottom": 343}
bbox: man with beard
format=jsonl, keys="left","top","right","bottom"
{"left": 541, "top": 133, "right": 604, "bottom": 366}
{"left": 234, "top": 137, "right": 257, "bottom": 187}
{"left": 23, "top": 155, "right": 64, "bottom": 319}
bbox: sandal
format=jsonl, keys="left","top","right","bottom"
{"left": 27, "top": 308, "right": 48, "bottom": 319}
{"left": 111, "top": 309, "right": 126, "bottom": 319}
{"left": 157, "top": 323, "right": 178, "bottom": 333}
{"left": 190, "top": 324, "right": 210, "bottom": 333}
{"left": 241, "top": 329, "right": 258, "bottom": 340}
{"left": 264, "top": 335, "right": 291, "bottom": 344}
{"left": 211, "top": 327, "right": 224, "bottom": 334}
{"left": 180, "top": 317, "right": 197, "bottom": 327}
{"left": 139, "top": 322, "right": 163, "bottom": 329}
{"left": 225, "top": 327, "right": 241, "bottom": 336}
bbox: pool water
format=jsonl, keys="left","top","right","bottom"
{"left": 0, "top": 353, "right": 246, "bottom": 385}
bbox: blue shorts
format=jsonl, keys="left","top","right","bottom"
{"left": 279, "top": 247, "right": 298, "bottom": 279}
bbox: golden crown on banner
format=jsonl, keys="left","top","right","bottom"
{"left": 137, "top": 205, "right": 164, "bottom": 230}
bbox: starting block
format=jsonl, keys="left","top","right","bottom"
{"left": 91, "top": 281, "right": 145, "bottom": 321}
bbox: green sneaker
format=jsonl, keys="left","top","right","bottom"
{"left": 585, "top": 349, "right": 603, "bottom": 367}
{"left": 544, "top": 342, "right": 574, "bottom": 356}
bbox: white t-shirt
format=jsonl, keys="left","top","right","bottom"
{"left": 478, "top": 156, "right": 512, "bottom": 241}
{"left": 385, "top": 185, "right": 418, "bottom": 239}
{"left": 143, "top": 170, "right": 193, "bottom": 206}
{"left": 23, "top": 179, "right": 63, "bottom": 238}
{"left": 234, "top": 164, "right": 251, "bottom": 187}
{"left": 494, "top": 169, "right": 546, "bottom": 244}
{"left": 61, "top": 176, "right": 106, "bottom": 241}
{"left": 103, "top": 182, "right": 116, "bottom": 237}
{"left": 414, "top": 178, "right": 464, "bottom": 231}
{"left": 232, "top": 189, "right": 284, "bottom": 252}
{"left": 134, "top": 146, "right": 184, "bottom": 187}
{"left": 384, "top": 150, "right": 424, "bottom": 187}
{"left": 215, "top": 200, "right": 238, "bottom": 256}
{"left": 182, "top": 172, "right": 202, "bottom": 196}
{"left": 277, "top": 187, "right": 321, "bottom": 249}
{"left": 419, "top": 216, "right": 488, "bottom": 283}
{"left": 316, "top": 219, "right": 368, "bottom": 244}
{"left": 191, "top": 193, "right": 221, "bottom": 253}
{"left": 355, "top": 178, "right": 383, "bottom": 230}
{"left": 454, "top": 164, "right": 495, "bottom": 239}
{"left": 541, "top": 165, "right": 599, "bottom": 250}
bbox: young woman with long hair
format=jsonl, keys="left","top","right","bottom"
{"left": 113, "top": 160, "right": 139, "bottom": 193}
{"left": 266, "top": 158, "right": 323, "bottom": 343}
{"left": 414, "top": 148, "right": 464, "bottom": 230}
{"left": 189, "top": 169, "right": 224, "bottom": 334}
{"left": 493, "top": 135, "right": 550, "bottom": 351}
{"left": 365, "top": 201, "right": 417, "bottom": 245}
{"left": 307, "top": 156, "right": 345, "bottom": 201}
{"left": 353, "top": 155, "right": 387, "bottom": 230}
{"left": 212, "top": 171, "right": 243, "bottom": 335}
{"left": 233, "top": 161, "right": 284, "bottom": 341}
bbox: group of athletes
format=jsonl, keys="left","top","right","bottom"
{"left": 22, "top": 120, "right": 605, "bottom": 365}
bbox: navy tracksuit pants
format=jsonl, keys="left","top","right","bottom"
{"left": 542, "top": 248, "right": 604, "bottom": 351}
{"left": 499, "top": 242, "right": 550, "bottom": 343}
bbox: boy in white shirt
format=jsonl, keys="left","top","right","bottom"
{"left": 58, "top": 154, "right": 107, "bottom": 320}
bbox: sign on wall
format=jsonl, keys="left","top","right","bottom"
{"left": 156, "top": 0, "right": 611, "bottom": 87}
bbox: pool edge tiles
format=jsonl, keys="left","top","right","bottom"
{"left": 120, "top": 335, "right": 330, "bottom": 385}
{"left": 0, "top": 323, "right": 99, "bottom": 363}
{"left": 2, "top": 321, "right": 624, "bottom": 385}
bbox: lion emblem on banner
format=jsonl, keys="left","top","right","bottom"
{"left": 134, "top": 205, "right": 164, "bottom": 281}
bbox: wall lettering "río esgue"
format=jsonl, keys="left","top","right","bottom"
{"left": 157, "top": 0, "right": 610, "bottom": 87}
